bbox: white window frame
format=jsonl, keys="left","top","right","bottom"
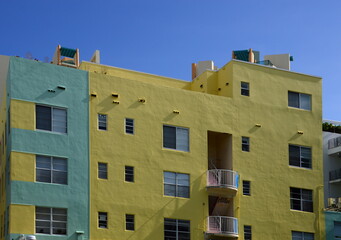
{"left": 98, "top": 212, "right": 108, "bottom": 228}
{"left": 242, "top": 136, "right": 250, "bottom": 152}
{"left": 289, "top": 144, "right": 312, "bottom": 169}
{"left": 164, "top": 218, "right": 190, "bottom": 240}
{"left": 164, "top": 171, "right": 190, "bottom": 198}
{"left": 36, "top": 105, "right": 67, "bottom": 133}
{"left": 288, "top": 91, "right": 311, "bottom": 110}
{"left": 98, "top": 162, "right": 108, "bottom": 179}
{"left": 243, "top": 180, "right": 251, "bottom": 196}
{"left": 290, "top": 187, "right": 313, "bottom": 212}
{"left": 163, "top": 125, "right": 189, "bottom": 152}
{"left": 35, "top": 207, "right": 67, "bottom": 235}
{"left": 98, "top": 114, "right": 107, "bottom": 131}
{"left": 125, "top": 118, "right": 134, "bottom": 135}
{"left": 241, "top": 82, "right": 250, "bottom": 96}
{"left": 36, "top": 155, "right": 67, "bottom": 185}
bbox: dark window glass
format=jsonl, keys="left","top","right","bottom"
{"left": 289, "top": 145, "right": 312, "bottom": 168}
{"left": 36, "top": 207, "right": 67, "bottom": 235}
{"left": 98, "top": 212, "right": 107, "bottom": 228}
{"left": 98, "top": 163, "right": 108, "bottom": 179}
{"left": 125, "top": 118, "right": 134, "bottom": 134}
{"left": 126, "top": 214, "right": 135, "bottom": 231}
{"left": 243, "top": 181, "right": 251, "bottom": 196}
{"left": 98, "top": 114, "right": 107, "bottom": 130}
{"left": 244, "top": 225, "right": 252, "bottom": 240}
{"left": 163, "top": 126, "right": 176, "bottom": 149}
{"left": 36, "top": 156, "right": 67, "bottom": 184}
{"left": 125, "top": 166, "right": 134, "bottom": 182}
{"left": 241, "top": 82, "right": 250, "bottom": 96}
{"left": 164, "top": 172, "right": 189, "bottom": 198}
{"left": 242, "top": 137, "right": 250, "bottom": 152}
{"left": 290, "top": 187, "right": 313, "bottom": 212}
{"left": 36, "top": 105, "right": 52, "bottom": 131}
{"left": 164, "top": 218, "right": 190, "bottom": 240}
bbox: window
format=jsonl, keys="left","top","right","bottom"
{"left": 164, "top": 172, "right": 189, "bottom": 198}
{"left": 163, "top": 125, "right": 189, "bottom": 152}
{"left": 36, "top": 105, "right": 67, "bottom": 133}
{"left": 125, "top": 214, "right": 135, "bottom": 231}
{"left": 242, "top": 137, "right": 250, "bottom": 152}
{"left": 241, "top": 82, "right": 250, "bottom": 96}
{"left": 292, "top": 231, "right": 314, "bottom": 240}
{"left": 164, "top": 218, "right": 190, "bottom": 240}
{"left": 244, "top": 225, "right": 252, "bottom": 240}
{"left": 98, "top": 163, "right": 108, "bottom": 179}
{"left": 243, "top": 181, "right": 251, "bottom": 196}
{"left": 289, "top": 145, "right": 312, "bottom": 168}
{"left": 125, "top": 118, "right": 134, "bottom": 134}
{"left": 98, "top": 114, "right": 107, "bottom": 130}
{"left": 125, "top": 166, "right": 134, "bottom": 182}
{"left": 98, "top": 212, "right": 108, "bottom": 228}
{"left": 36, "top": 155, "right": 67, "bottom": 185}
{"left": 35, "top": 207, "right": 67, "bottom": 235}
{"left": 334, "top": 221, "right": 341, "bottom": 239}
{"left": 288, "top": 91, "right": 311, "bottom": 110}
{"left": 290, "top": 187, "right": 313, "bottom": 212}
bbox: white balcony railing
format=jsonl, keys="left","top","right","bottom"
{"left": 207, "top": 216, "right": 238, "bottom": 236}
{"left": 207, "top": 169, "right": 239, "bottom": 190}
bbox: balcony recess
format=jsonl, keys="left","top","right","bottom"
{"left": 328, "top": 136, "right": 341, "bottom": 156}
{"left": 207, "top": 169, "right": 239, "bottom": 197}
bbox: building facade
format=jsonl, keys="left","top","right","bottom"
{"left": 0, "top": 48, "right": 325, "bottom": 240}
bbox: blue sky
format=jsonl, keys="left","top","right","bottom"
{"left": 0, "top": 0, "right": 340, "bottom": 121}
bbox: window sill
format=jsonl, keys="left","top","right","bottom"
{"left": 35, "top": 129, "right": 68, "bottom": 135}
{"left": 163, "top": 195, "right": 190, "bottom": 200}
{"left": 162, "top": 147, "right": 190, "bottom": 153}
{"left": 288, "top": 107, "right": 312, "bottom": 112}
{"left": 289, "top": 165, "right": 312, "bottom": 170}
{"left": 290, "top": 209, "right": 314, "bottom": 214}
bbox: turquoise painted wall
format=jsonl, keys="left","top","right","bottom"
{"left": 8, "top": 57, "right": 89, "bottom": 240}
{"left": 325, "top": 211, "right": 341, "bottom": 240}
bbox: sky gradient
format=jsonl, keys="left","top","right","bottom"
{"left": 0, "top": 0, "right": 339, "bottom": 121}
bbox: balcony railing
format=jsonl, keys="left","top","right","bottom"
{"left": 328, "top": 136, "right": 341, "bottom": 149}
{"left": 206, "top": 216, "right": 238, "bottom": 237}
{"left": 207, "top": 169, "right": 239, "bottom": 190}
{"left": 330, "top": 168, "right": 341, "bottom": 182}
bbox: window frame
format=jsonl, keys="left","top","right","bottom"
{"left": 163, "top": 171, "right": 190, "bottom": 198}
{"left": 243, "top": 180, "right": 251, "bottom": 196}
{"left": 164, "top": 218, "right": 190, "bottom": 240}
{"left": 36, "top": 155, "right": 68, "bottom": 185}
{"left": 244, "top": 225, "right": 252, "bottom": 240}
{"left": 292, "top": 231, "right": 314, "bottom": 240}
{"left": 98, "top": 114, "right": 107, "bottom": 131}
{"left": 290, "top": 187, "right": 313, "bottom": 212}
{"left": 242, "top": 136, "right": 250, "bottom": 152}
{"left": 288, "top": 91, "right": 312, "bottom": 110}
{"left": 163, "top": 125, "right": 189, "bottom": 152}
{"left": 36, "top": 104, "right": 67, "bottom": 134}
{"left": 289, "top": 144, "right": 312, "bottom": 169}
{"left": 241, "top": 82, "right": 250, "bottom": 96}
{"left": 35, "top": 207, "right": 67, "bottom": 235}
{"left": 125, "top": 118, "right": 134, "bottom": 135}
{"left": 125, "top": 214, "right": 135, "bottom": 231}
{"left": 98, "top": 212, "right": 108, "bottom": 229}
{"left": 125, "top": 166, "right": 134, "bottom": 182}
{"left": 98, "top": 162, "right": 108, "bottom": 180}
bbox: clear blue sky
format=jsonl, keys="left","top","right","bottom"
{"left": 0, "top": 0, "right": 340, "bottom": 121}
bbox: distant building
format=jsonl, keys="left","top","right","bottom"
{"left": 0, "top": 47, "right": 325, "bottom": 240}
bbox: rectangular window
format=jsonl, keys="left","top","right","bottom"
{"left": 292, "top": 231, "right": 314, "bottom": 240}
{"left": 125, "top": 118, "right": 134, "bottom": 134}
{"left": 35, "top": 207, "right": 67, "bottom": 235}
{"left": 290, "top": 187, "right": 313, "bottom": 212}
{"left": 163, "top": 125, "right": 189, "bottom": 152}
{"left": 36, "top": 155, "right": 67, "bottom": 185}
{"left": 164, "top": 172, "right": 189, "bottom": 198}
{"left": 98, "top": 114, "right": 107, "bottom": 130}
{"left": 164, "top": 218, "right": 190, "bottom": 240}
{"left": 241, "top": 82, "right": 250, "bottom": 96}
{"left": 125, "top": 166, "right": 134, "bottom": 182}
{"left": 288, "top": 91, "right": 311, "bottom": 110}
{"left": 125, "top": 214, "right": 135, "bottom": 231}
{"left": 243, "top": 181, "right": 251, "bottom": 196}
{"left": 289, "top": 145, "right": 312, "bottom": 169}
{"left": 242, "top": 137, "right": 250, "bottom": 152}
{"left": 36, "top": 105, "right": 67, "bottom": 133}
{"left": 244, "top": 225, "right": 252, "bottom": 240}
{"left": 98, "top": 163, "right": 108, "bottom": 179}
{"left": 98, "top": 212, "right": 108, "bottom": 229}
{"left": 334, "top": 221, "right": 341, "bottom": 239}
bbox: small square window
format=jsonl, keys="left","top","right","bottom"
{"left": 125, "top": 118, "right": 134, "bottom": 135}
{"left": 242, "top": 137, "right": 250, "bottom": 152}
{"left": 125, "top": 214, "right": 135, "bottom": 231}
{"left": 241, "top": 82, "right": 250, "bottom": 96}
{"left": 244, "top": 225, "right": 252, "bottom": 240}
{"left": 289, "top": 145, "right": 312, "bottom": 169}
{"left": 98, "top": 163, "right": 108, "bottom": 179}
{"left": 125, "top": 166, "right": 134, "bottom": 182}
{"left": 98, "top": 114, "right": 107, "bottom": 130}
{"left": 243, "top": 181, "right": 251, "bottom": 196}
{"left": 288, "top": 91, "right": 311, "bottom": 110}
{"left": 163, "top": 125, "right": 189, "bottom": 152}
{"left": 98, "top": 212, "right": 108, "bottom": 229}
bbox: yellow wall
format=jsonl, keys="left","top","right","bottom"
{"left": 83, "top": 60, "right": 324, "bottom": 240}
{"left": 11, "top": 100, "right": 35, "bottom": 130}
{"left": 10, "top": 152, "right": 35, "bottom": 182}
{"left": 9, "top": 205, "right": 35, "bottom": 234}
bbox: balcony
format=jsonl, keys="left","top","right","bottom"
{"left": 207, "top": 169, "right": 239, "bottom": 197}
{"left": 330, "top": 168, "right": 341, "bottom": 183}
{"left": 206, "top": 216, "right": 238, "bottom": 238}
{"left": 328, "top": 136, "right": 341, "bottom": 156}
